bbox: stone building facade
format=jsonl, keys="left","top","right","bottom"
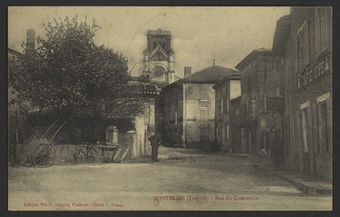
{"left": 159, "top": 65, "right": 237, "bottom": 149}
{"left": 143, "top": 29, "right": 175, "bottom": 85}
{"left": 236, "top": 49, "right": 283, "bottom": 157}
{"left": 229, "top": 96, "right": 242, "bottom": 153}
{"left": 213, "top": 73, "right": 241, "bottom": 152}
{"left": 273, "top": 7, "right": 332, "bottom": 180}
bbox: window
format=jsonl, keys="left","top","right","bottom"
{"left": 286, "top": 116, "right": 291, "bottom": 155}
{"left": 200, "top": 108, "right": 208, "bottom": 120}
{"left": 223, "top": 97, "right": 229, "bottom": 114}
{"left": 247, "top": 77, "right": 251, "bottom": 93}
{"left": 200, "top": 99, "right": 209, "bottom": 109}
{"left": 301, "top": 108, "right": 308, "bottom": 152}
{"left": 297, "top": 21, "right": 310, "bottom": 72}
{"left": 276, "top": 86, "right": 280, "bottom": 96}
{"left": 300, "top": 101, "right": 310, "bottom": 153}
{"left": 317, "top": 92, "right": 331, "bottom": 153}
{"left": 216, "top": 100, "right": 221, "bottom": 115}
{"left": 230, "top": 80, "right": 241, "bottom": 100}
{"left": 263, "top": 93, "right": 267, "bottom": 111}
{"left": 200, "top": 128, "right": 210, "bottom": 143}
{"left": 251, "top": 99, "right": 256, "bottom": 117}
{"left": 315, "top": 7, "right": 328, "bottom": 53}
{"left": 317, "top": 101, "right": 329, "bottom": 152}
{"left": 220, "top": 98, "right": 223, "bottom": 114}
{"left": 175, "top": 110, "right": 178, "bottom": 125}
{"left": 254, "top": 71, "right": 259, "bottom": 89}
{"left": 225, "top": 124, "right": 229, "bottom": 140}
{"left": 236, "top": 108, "right": 239, "bottom": 116}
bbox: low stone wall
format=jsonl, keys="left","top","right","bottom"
{"left": 12, "top": 130, "right": 140, "bottom": 164}
{"left": 15, "top": 144, "right": 78, "bottom": 164}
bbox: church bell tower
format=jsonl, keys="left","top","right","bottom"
{"left": 143, "top": 29, "right": 175, "bottom": 85}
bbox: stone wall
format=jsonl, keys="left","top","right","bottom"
{"left": 184, "top": 83, "right": 215, "bottom": 149}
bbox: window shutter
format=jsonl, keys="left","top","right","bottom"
{"left": 326, "top": 97, "right": 332, "bottom": 153}
{"left": 315, "top": 8, "right": 320, "bottom": 52}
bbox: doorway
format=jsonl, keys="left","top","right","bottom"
{"left": 301, "top": 107, "right": 310, "bottom": 173}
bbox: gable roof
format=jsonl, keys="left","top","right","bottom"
{"left": 183, "top": 65, "right": 238, "bottom": 83}
{"left": 163, "top": 65, "right": 238, "bottom": 91}
{"left": 184, "top": 65, "right": 238, "bottom": 83}
{"left": 235, "top": 48, "right": 272, "bottom": 71}
{"left": 213, "top": 72, "right": 241, "bottom": 89}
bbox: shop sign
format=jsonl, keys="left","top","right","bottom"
{"left": 298, "top": 54, "right": 330, "bottom": 88}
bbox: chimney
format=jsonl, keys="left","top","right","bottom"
{"left": 25, "top": 29, "right": 35, "bottom": 53}
{"left": 184, "top": 66, "right": 192, "bottom": 77}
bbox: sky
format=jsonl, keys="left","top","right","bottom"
{"left": 8, "top": 7, "right": 290, "bottom": 78}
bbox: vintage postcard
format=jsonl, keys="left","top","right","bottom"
{"left": 8, "top": 6, "right": 332, "bottom": 211}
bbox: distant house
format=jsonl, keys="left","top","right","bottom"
{"left": 213, "top": 72, "right": 241, "bottom": 152}
{"left": 159, "top": 65, "right": 238, "bottom": 150}
{"left": 236, "top": 48, "right": 282, "bottom": 156}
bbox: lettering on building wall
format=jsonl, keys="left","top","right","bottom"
{"left": 298, "top": 53, "right": 330, "bottom": 88}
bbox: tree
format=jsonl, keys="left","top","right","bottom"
{"left": 9, "top": 16, "right": 144, "bottom": 121}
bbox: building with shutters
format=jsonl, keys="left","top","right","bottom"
{"left": 159, "top": 65, "right": 237, "bottom": 149}
{"left": 213, "top": 72, "right": 241, "bottom": 152}
{"left": 236, "top": 49, "right": 283, "bottom": 157}
{"left": 273, "top": 7, "right": 332, "bottom": 180}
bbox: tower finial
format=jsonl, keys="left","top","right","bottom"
{"left": 213, "top": 58, "right": 216, "bottom": 66}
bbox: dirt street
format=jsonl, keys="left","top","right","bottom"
{"left": 8, "top": 147, "right": 332, "bottom": 210}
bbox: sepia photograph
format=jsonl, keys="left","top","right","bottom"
{"left": 7, "top": 6, "right": 332, "bottom": 211}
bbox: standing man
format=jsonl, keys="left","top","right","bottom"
{"left": 149, "top": 134, "right": 160, "bottom": 162}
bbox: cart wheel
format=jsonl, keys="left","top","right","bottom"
{"left": 31, "top": 143, "right": 56, "bottom": 167}
{"left": 73, "top": 149, "right": 86, "bottom": 163}
{"left": 87, "top": 148, "right": 97, "bottom": 163}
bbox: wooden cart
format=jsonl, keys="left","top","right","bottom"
{"left": 72, "top": 143, "right": 120, "bottom": 163}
